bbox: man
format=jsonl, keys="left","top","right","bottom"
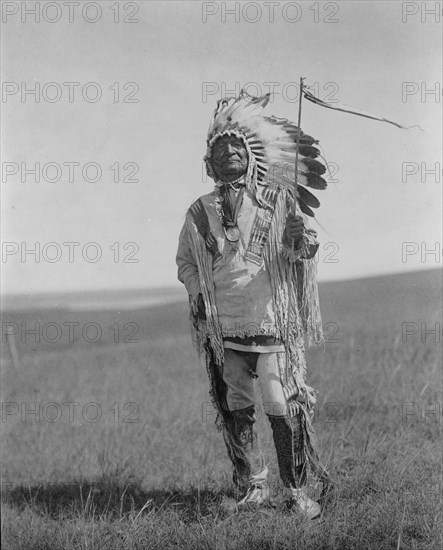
{"left": 176, "top": 91, "right": 331, "bottom": 518}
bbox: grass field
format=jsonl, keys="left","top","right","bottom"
{"left": 1, "top": 269, "right": 441, "bottom": 549}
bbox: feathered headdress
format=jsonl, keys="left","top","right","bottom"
{"left": 203, "top": 90, "right": 327, "bottom": 217}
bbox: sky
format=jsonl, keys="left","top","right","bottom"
{"left": 1, "top": 0, "right": 442, "bottom": 295}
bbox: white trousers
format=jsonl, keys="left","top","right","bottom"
{"left": 221, "top": 348, "right": 287, "bottom": 416}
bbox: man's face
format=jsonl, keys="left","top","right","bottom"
{"left": 210, "top": 135, "right": 249, "bottom": 182}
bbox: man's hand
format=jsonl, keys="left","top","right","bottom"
{"left": 196, "top": 293, "right": 207, "bottom": 320}
{"left": 284, "top": 214, "right": 305, "bottom": 248}
{"left": 295, "top": 385, "right": 317, "bottom": 410}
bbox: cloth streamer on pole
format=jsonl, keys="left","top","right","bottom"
{"left": 303, "top": 87, "right": 423, "bottom": 130}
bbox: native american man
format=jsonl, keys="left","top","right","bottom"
{"left": 176, "top": 91, "right": 330, "bottom": 518}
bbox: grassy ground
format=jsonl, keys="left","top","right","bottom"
{"left": 1, "top": 270, "right": 441, "bottom": 549}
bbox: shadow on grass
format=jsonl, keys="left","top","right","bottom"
{"left": 1, "top": 478, "right": 229, "bottom": 521}
{"left": 2, "top": 477, "right": 340, "bottom": 525}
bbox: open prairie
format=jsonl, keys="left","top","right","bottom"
{"left": 1, "top": 269, "right": 441, "bottom": 550}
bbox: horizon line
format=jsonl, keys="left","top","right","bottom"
{"left": 1, "top": 267, "right": 441, "bottom": 300}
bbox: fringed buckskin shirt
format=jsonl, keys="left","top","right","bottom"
{"left": 177, "top": 181, "right": 322, "bottom": 370}
{"left": 178, "top": 187, "right": 317, "bottom": 340}
{"left": 177, "top": 179, "right": 324, "bottom": 413}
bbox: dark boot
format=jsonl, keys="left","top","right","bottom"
{"left": 268, "top": 413, "right": 307, "bottom": 488}
{"left": 268, "top": 412, "right": 324, "bottom": 519}
{"left": 222, "top": 405, "right": 266, "bottom": 492}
